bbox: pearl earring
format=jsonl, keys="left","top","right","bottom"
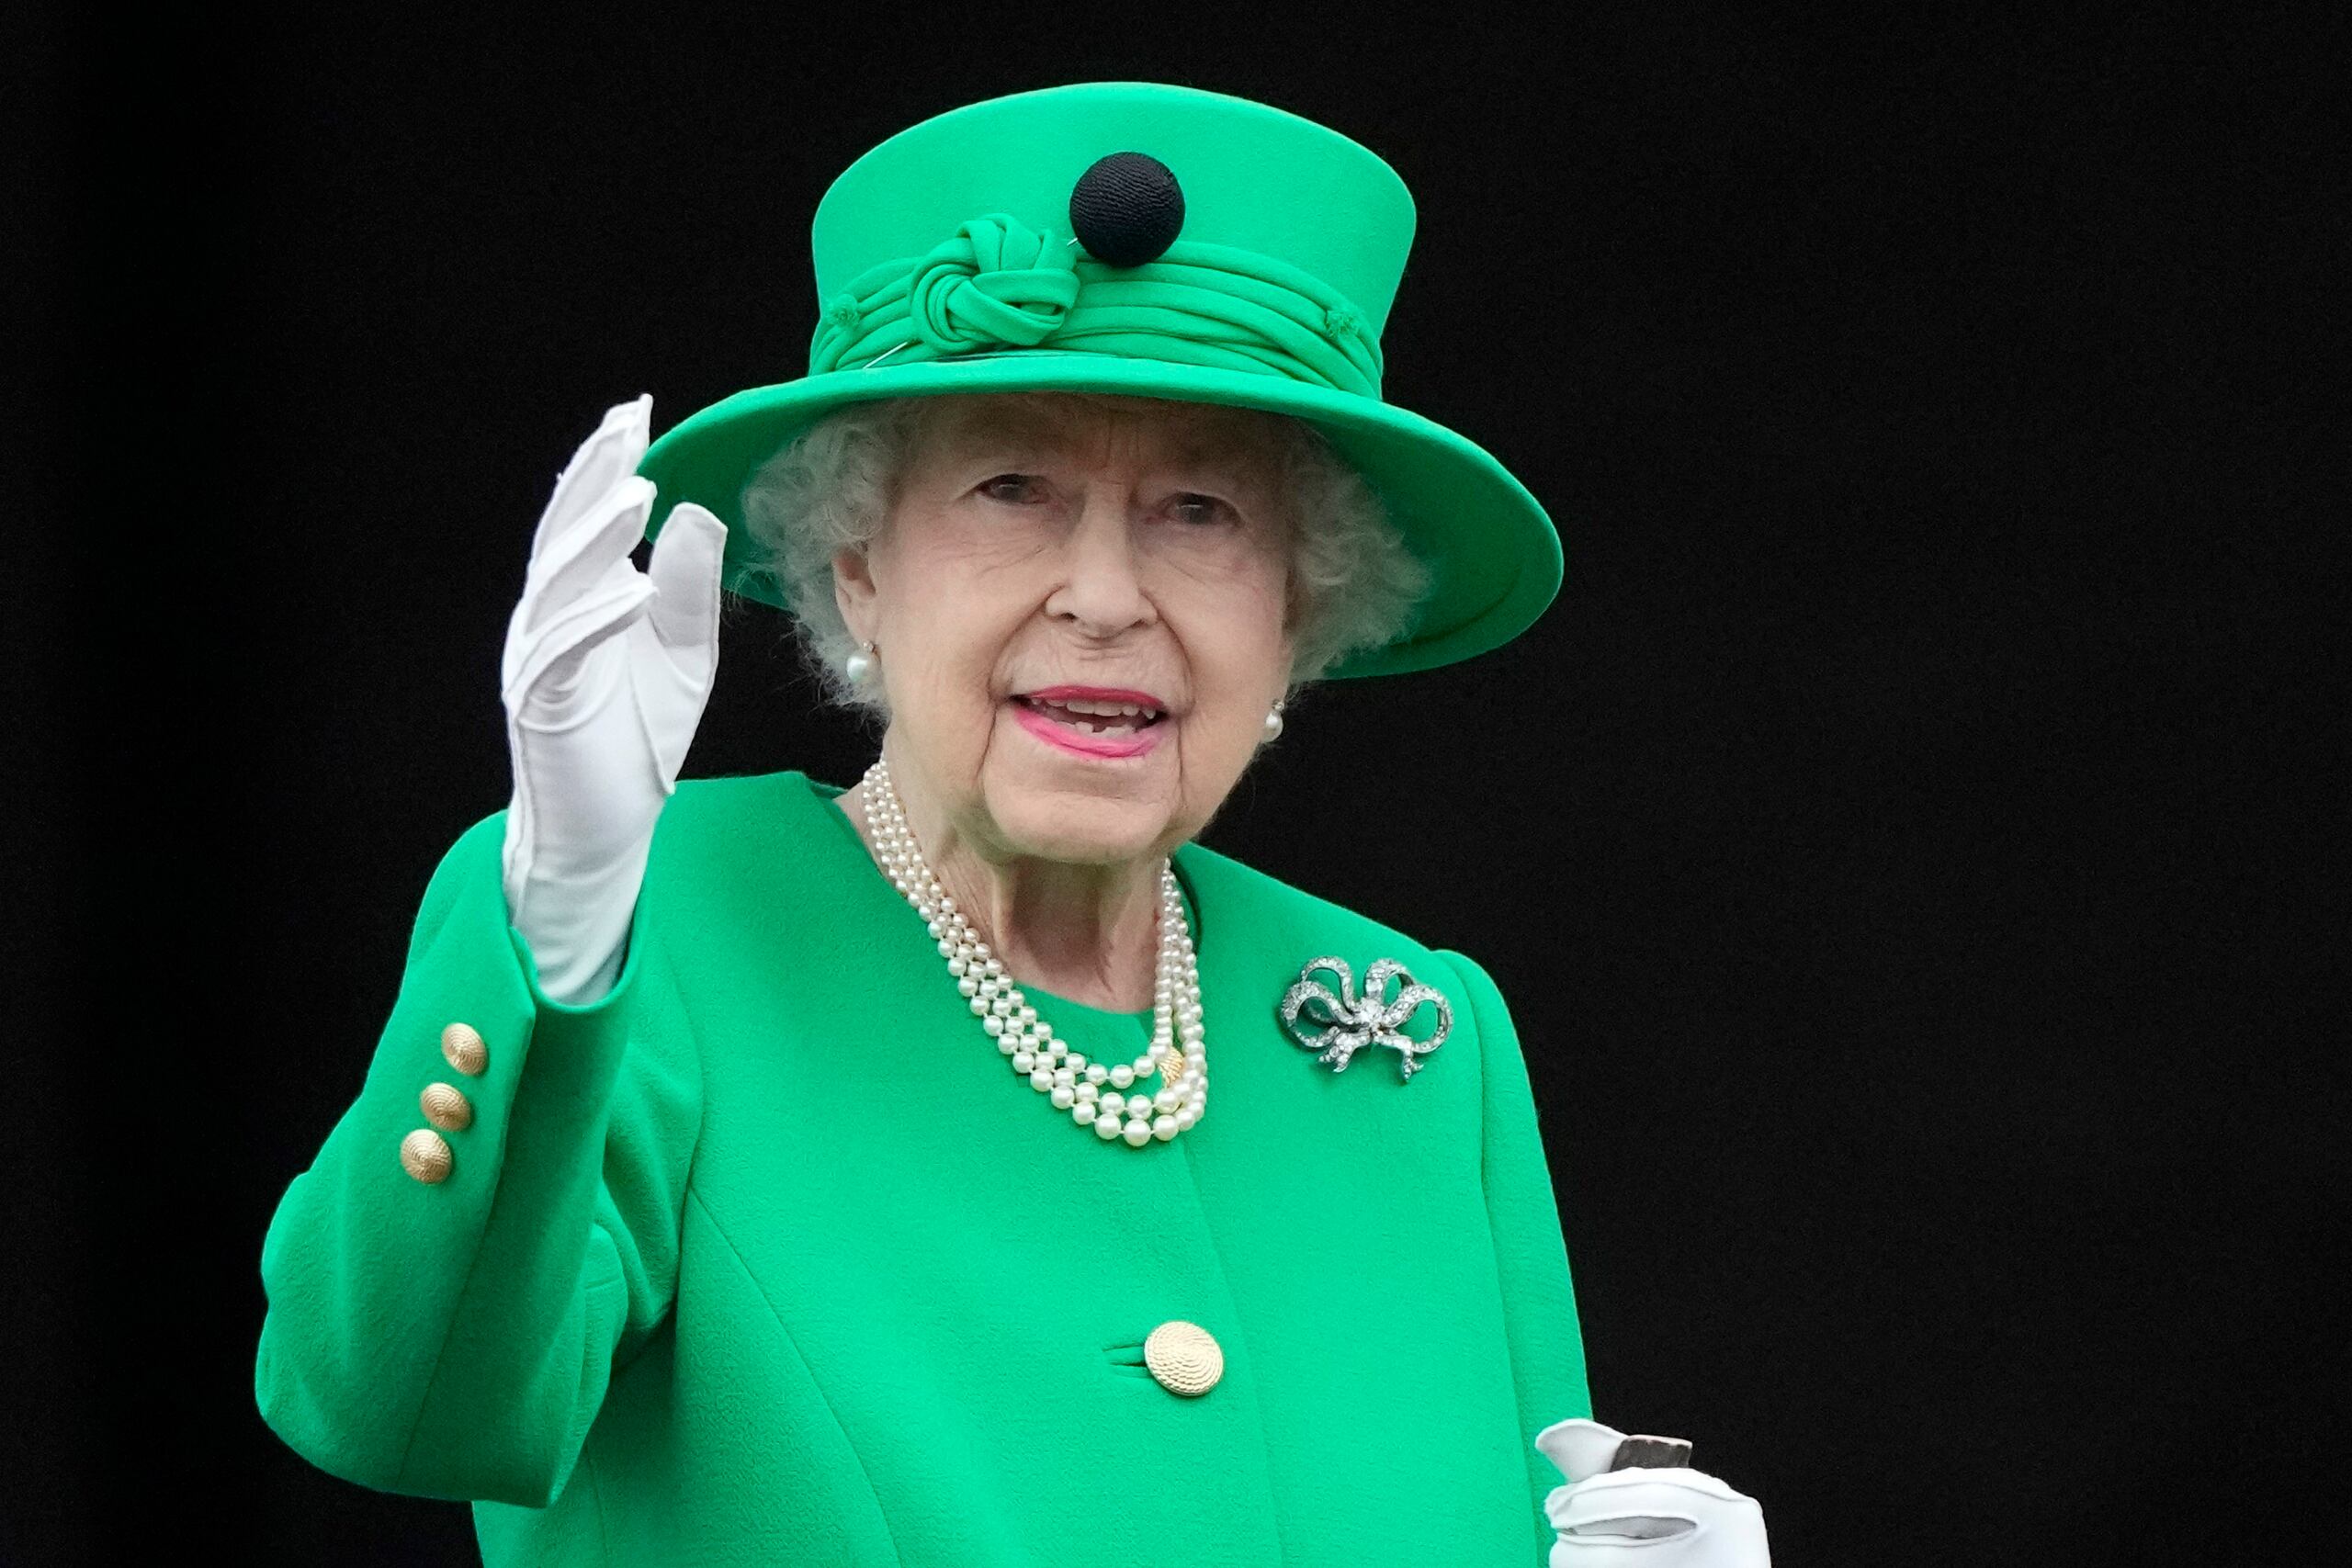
{"left": 1262, "top": 702, "right": 1285, "bottom": 741}
{"left": 844, "top": 639, "right": 876, "bottom": 685}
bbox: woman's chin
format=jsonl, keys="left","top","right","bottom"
{"left": 976, "top": 702, "right": 1235, "bottom": 863}
{"left": 982, "top": 758, "right": 1182, "bottom": 866}
{"left": 983, "top": 787, "right": 1178, "bottom": 867}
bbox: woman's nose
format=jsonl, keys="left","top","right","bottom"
{"left": 1044, "top": 494, "right": 1154, "bottom": 637}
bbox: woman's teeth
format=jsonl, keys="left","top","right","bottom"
{"left": 1019, "top": 696, "right": 1164, "bottom": 736}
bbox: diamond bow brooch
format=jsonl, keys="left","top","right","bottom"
{"left": 1279, "top": 957, "right": 1453, "bottom": 1081}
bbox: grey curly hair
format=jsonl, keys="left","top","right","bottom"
{"left": 738, "top": 391, "right": 1430, "bottom": 715}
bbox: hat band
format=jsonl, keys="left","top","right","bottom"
{"left": 808, "top": 213, "right": 1385, "bottom": 397}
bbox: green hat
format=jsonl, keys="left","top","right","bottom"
{"left": 639, "top": 81, "right": 1562, "bottom": 679}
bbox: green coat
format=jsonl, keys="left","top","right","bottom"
{"left": 254, "top": 770, "right": 1591, "bottom": 1564}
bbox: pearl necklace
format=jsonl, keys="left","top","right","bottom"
{"left": 861, "top": 758, "right": 1209, "bottom": 1146}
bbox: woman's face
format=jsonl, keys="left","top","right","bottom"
{"left": 833, "top": 393, "right": 1294, "bottom": 868}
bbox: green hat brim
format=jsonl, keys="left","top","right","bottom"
{"left": 639, "top": 350, "right": 1562, "bottom": 681}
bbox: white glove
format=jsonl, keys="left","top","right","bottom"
{"left": 499, "top": 395, "right": 726, "bottom": 1005}
{"left": 1535, "top": 1418, "right": 1770, "bottom": 1567}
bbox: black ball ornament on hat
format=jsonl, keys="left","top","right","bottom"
{"left": 1069, "top": 152, "right": 1185, "bottom": 266}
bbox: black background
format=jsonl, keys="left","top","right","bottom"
{"left": 8, "top": 6, "right": 2332, "bottom": 1565}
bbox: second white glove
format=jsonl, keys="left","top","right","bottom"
{"left": 499, "top": 395, "right": 726, "bottom": 1005}
{"left": 1534, "top": 1418, "right": 1770, "bottom": 1568}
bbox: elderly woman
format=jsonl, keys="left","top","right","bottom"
{"left": 254, "top": 83, "right": 1770, "bottom": 1566}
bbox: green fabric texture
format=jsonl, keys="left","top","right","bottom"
{"left": 808, "top": 224, "right": 1385, "bottom": 396}
{"left": 254, "top": 771, "right": 1591, "bottom": 1564}
{"left": 635, "top": 81, "right": 1566, "bottom": 681}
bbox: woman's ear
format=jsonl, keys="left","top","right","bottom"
{"left": 832, "top": 545, "right": 877, "bottom": 643}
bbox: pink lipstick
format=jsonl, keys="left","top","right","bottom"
{"left": 1010, "top": 685, "right": 1170, "bottom": 760}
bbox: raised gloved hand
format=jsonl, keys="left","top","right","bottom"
{"left": 499, "top": 395, "right": 726, "bottom": 1004}
{"left": 1534, "top": 1418, "right": 1770, "bottom": 1567}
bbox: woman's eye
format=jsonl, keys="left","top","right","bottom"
{"left": 978, "top": 473, "right": 1042, "bottom": 504}
{"left": 1169, "top": 493, "right": 1232, "bottom": 526}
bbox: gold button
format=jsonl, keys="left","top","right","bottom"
{"left": 1143, "top": 1320, "right": 1223, "bottom": 1396}
{"left": 421, "top": 1082, "right": 473, "bottom": 1132}
{"left": 400, "top": 1129, "right": 454, "bottom": 1184}
{"left": 441, "top": 1022, "right": 488, "bottom": 1077}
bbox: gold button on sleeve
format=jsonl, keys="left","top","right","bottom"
{"left": 420, "top": 1082, "right": 474, "bottom": 1132}
{"left": 400, "top": 1128, "right": 454, "bottom": 1184}
{"left": 440, "top": 1021, "right": 488, "bottom": 1076}
{"left": 1144, "top": 1320, "right": 1223, "bottom": 1396}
